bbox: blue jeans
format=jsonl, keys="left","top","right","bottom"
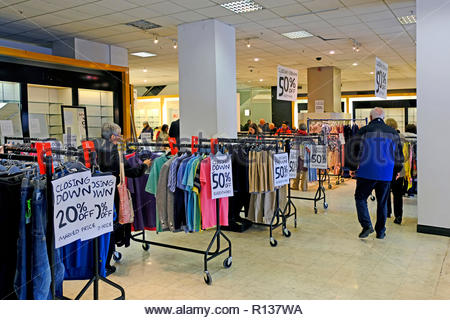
{"left": 14, "top": 178, "right": 33, "bottom": 300}
{"left": 355, "top": 178, "right": 391, "bottom": 235}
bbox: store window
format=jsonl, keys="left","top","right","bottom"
{"left": 164, "top": 97, "right": 179, "bottom": 124}
{"left": 78, "top": 89, "right": 114, "bottom": 139}
{"left": 238, "top": 88, "right": 272, "bottom": 128}
{"left": 134, "top": 97, "right": 161, "bottom": 131}
{"left": 28, "top": 84, "right": 71, "bottom": 141}
{"left": 0, "top": 81, "right": 22, "bottom": 143}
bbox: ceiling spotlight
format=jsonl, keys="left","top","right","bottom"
{"left": 259, "top": 78, "right": 263, "bottom": 82}
{"left": 246, "top": 40, "right": 251, "bottom": 48}
{"left": 144, "top": 80, "right": 147, "bottom": 83}
{"left": 352, "top": 62, "right": 358, "bottom": 66}
{"left": 352, "top": 39, "right": 361, "bottom": 53}
{"left": 143, "top": 69, "right": 148, "bottom": 72}
{"left": 153, "top": 35, "right": 159, "bottom": 44}
{"left": 173, "top": 41, "right": 177, "bottom": 49}
{"left": 329, "top": 50, "right": 335, "bottom": 55}
{"left": 254, "top": 58, "right": 259, "bottom": 62}
{"left": 370, "top": 71, "right": 374, "bottom": 74}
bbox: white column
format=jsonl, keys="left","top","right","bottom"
{"left": 178, "top": 19, "right": 237, "bottom": 140}
{"left": 417, "top": 0, "right": 450, "bottom": 234}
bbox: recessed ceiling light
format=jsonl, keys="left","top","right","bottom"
{"left": 282, "top": 30, "right": 314, "bottom": 39}
{"left": 153, "top": 35, "right": 159, "bottom": 44}
{"left": 131, "top": 52, "right": 157, "bottom": 58}
{"left": 259, "top": 78, "right": 263, "bottom": 82}
{"left": 352, "top": 62, "right": 358, "bottom": 66}
{"left": 143, "top": 69, "right": 148, "bottom": 72}
{"left": 329, "top": 50, "right": 335, "bottom": 55}
{"left": 397, "top": 15, "right": 416, "bottom": 25}
{"left": 144, "top": 80, "right": 147, "bottom": 83}
{"left": 173, "top": 41, "right": 177, "bottom": 49}
{"left": 254, "top": 58, "right": 259, "bottom": 62}
{"left": 221, "top": 0, "right": 263, "bottom": 14}
{"left": 370, "top": 71, "right": 374, "bottom": 74}
{"left": 246, "top": 40, "right": 251, "bottom": 48}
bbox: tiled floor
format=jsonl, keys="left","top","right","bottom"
{"left": 63, "top": 180, "right": 450, "bottom": 300}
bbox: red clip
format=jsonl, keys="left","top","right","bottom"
{"left": 168, "top": 137, "right": 178, "bottom": 155}
{"left": 82, "top": 140, "right": 95, "bottom": 168}
{"left": 191, "top": 136, "right": 198, "bottom": 153}
{"left": 210, "top": 138, "right": 218, "bottom": 155}
{"left": 35, "top": 142, "right": 53, "bottom": 174}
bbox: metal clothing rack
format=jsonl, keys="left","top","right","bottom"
{"left": 126, "top": 141, "right": 232, "bottom": 285}
{"left": 202, "top": 137, "right": 292, "bottom": 247}
{"left": 3, "top": 136, "right": 49, "bottom": 144}
{"left": 306, "top": 118, "right": 368, "bottom": 133}
{"left": 3, "top": 144, "right": 125, "bottom": 300}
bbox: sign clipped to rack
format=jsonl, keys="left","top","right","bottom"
{"left": 274, "top": 152, "right": 290, "bottom": 187}
{"left": 52, "top": 170, "right": 116, "bottom": 248}
{"left": 309, "top": 145, "right": 328, "bottom": 169}
{"left": 277, "top": 65, "right": 298, "bottom": 101}
{"left": 289, "top": 149, "right": 299, "bottom": 179}
{"left": 210, "top": 155, "right": 233, "bottom": 199}
{"left": 375, "top": 57, "right": 388, "bottom": 99}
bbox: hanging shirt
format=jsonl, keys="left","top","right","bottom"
{"left": 199, "top": 157, "right": 229, "bottom": 229}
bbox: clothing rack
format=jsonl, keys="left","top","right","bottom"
{"left": 284, "top": 135, "right": 329, "bottom": 215}
{"left": 306, "top": 118, "right": 368, "bottom": 133}
{"left": 3, "top": 136, "right": 49, "bottom": 144}
{"left": 125, "top": 141, "right": 232, "bottom": 285}
{"left": 200, "top": 137, "right": 291, "bottom": 247}
{"left": 3, "top": 144, "right": 126, "bottom": 300}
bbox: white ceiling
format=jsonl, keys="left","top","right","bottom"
{"left": 0, "top": 0, "right": 416, "bottom": 88}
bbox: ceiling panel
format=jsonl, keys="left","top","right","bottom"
{"left": 170, "top": 10, "right": 207, "bottom": 23}
{"left": 146, "top": 2, "right": 186, "bottom": 15}
{"left": 301, "top": 0, "right": 344, "bottom": 11}
{"left": 170, "top": 0, "right": 215, "bottom": 10}
{"left": 195, "top": 5, "right": 233, "bottom": 18}
{"left": 271, "top": 4, "right": 309, "bottom": 17}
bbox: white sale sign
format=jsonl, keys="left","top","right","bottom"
{"left": 210, "top": 155, "right": 233, "bottom": 200}
{"left": 289, "top": 149, "right": 298, "bottom": 179}
{"left": 277, "top": 65, "right": 298, "bottom": 101}
{"left": 309, "top": 145, "right": 328, "bottom": 170}
{"left": 274, "top": 153, "right": 290, "bottom": 187}
{"left": 375, "top": 57, "right": 388, "bottom": 99}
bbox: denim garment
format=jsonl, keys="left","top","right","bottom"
{"left": 14, "top": 177, "right": 33, "bottom": 299}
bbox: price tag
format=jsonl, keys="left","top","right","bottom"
{"left": 277, "top": 65, "right": 298, "bottom": 101}
{"left": 210, "top": 155, "right": 233, "bottom": 199}
{"left": 52, "top": 171, "right": 116, "bottom": 248}
{"left": 309, "top": 145, "right": 328, "bottom": 169}
{"left": 375, "top": 57, "right": 388, "bottom": 99}
{"left": 81, "top": 174, "right": 116, "bottom": 241}
{"left": 273, "top": 153, "right": 289, "bottom": 187}
{"left": 289, "top": 149, "right": 298, "bottom": 179}
{"left": 339, "top": 133, "right": 346, "bottom": 145}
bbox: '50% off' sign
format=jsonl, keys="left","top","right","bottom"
{"left": 274, "top": 153, "right": 290, "bottom": 187}
{"left": 210, "top": 156, "right": 233, "bottom": 199}
{"left": 277, "top": 65, "right": 298, "bottom": 101}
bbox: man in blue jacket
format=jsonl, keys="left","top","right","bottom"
{"left": 347, "top": 108, "right": 404, "bottom": 239}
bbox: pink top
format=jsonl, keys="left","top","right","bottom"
{"left": 199, "top": 157, "right": 229, "bottom": 229}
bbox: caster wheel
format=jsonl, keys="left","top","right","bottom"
{"left": 203, "top": 271, "right": 212, "bottom": 285}
{"left": 314, "top": 207, "right": 318, "bottom": 214}
{"left": 283, "top": 228, "right": 292, "bottom": 237}
{"left": 270, "top": 237, "right": 278, "bottom": 247}
{"left": 336, "top": 181, "right": 340, "bottom": 185}
{"left": 328, "top": 184, "right": 332, "bottom": 189}
{"left": 324, "top": 202, "right": 329, "bottom": 209}
{"left": 370, "top": 196, "right": 376, "bottom": 201}
{"left": 223, "top": 256, "right": 232, "bottom": 269}
{"left": 142, "top": 243, "right": 150, "bottom": 251}
{"left": 113, "top": 251, "right": 122, "bottom": 262}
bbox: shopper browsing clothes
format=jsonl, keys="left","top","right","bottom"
{"left": 385, "top": 118, "right": 405, "bottom": 224}
{"left": 268, "top": 123, "right": 277, "bottom": 135}
{"left": 138, "top": 121, "right": 153, "bottom": 140}
{"left": 94, "top": 123, "right": 151, "bottom": 274}
{"left": 169, "top": 118, "right": 180, "bottom": 144}
{"left": 258, "top": 118, "right": 269, "bottom": 133}
{"left": 248, "top": 123, "right": 261, "bottom": 135}
{"left": 156, "top": 124, "right": 170, "bottom": 142}
{"left": 347, "top": 108, "right": 404, "bottom": 239}
{"left": 275, "top": 121, "right": 292, "bottom": 135}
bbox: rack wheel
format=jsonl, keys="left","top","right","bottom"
{"left": 370, "top": 196, "right": 376, "bottom": 201}
{"left": 203, "top": 271, "right": 212, "bottom": 285}
{"left": 336, "top": 181, "right": 340, "bottom": 185}
{"left": 223, "top": 257, "right": 232, "bottom": 269}
{"left": 283, "top": 228, "right": 292, "bottom": 237}
{"left": 328, "top": 184, "right": 332, "bottom": 189}
{"left": 324, "top": 202, "right": 329, "bottom": 209}
{"left": 142, "top": 243, "right": 150, "bottom": 251}
{"left": 270, "top": 237, "right": 278, "bottom": 247}
{"left": 113, "top": 251, "right": 122, "bottom": 262}
{"left": 314, "top": 207, "right": 318, "bottom": 214}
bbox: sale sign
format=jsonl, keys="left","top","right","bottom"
{"left": 277, "top": 65, "right": 298, "bottom": 101}
{"left": 274, "top": 153, "right": 290, "bottom": 187}
{"left": 309, "top": 145, "right": 328, "bottom": 170}
{"left": 210, "top": 155, "right": 233, "bottom": 199}
{"left": 375, "top": 57, "right": 388, "bottom": 99}
{"left": 289, "top": 149, "right": 298, "bottom": 179}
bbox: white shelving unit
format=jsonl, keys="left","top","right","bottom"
{"left": 79, "top": 89, "right": 114, "bottom": 138}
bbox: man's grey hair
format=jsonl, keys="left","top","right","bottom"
{"left": 101, "top": 122, "right": 121, "bottom": 140}
{"left": 370, "top": 107, "right": 385, "bottom": 120}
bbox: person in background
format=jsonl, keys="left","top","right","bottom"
{"left": 258, "top": 119, "right": 269, "bottom": 133}
{"left": 169, "top": 119, "right": 180, "bottom": 144}
{"left": 94, "top": 123, "right": 151, "bottom": 275}
{"left": 385, "top": 118, "right": 405, "bottom": 225}
{"left": 404, "top": 123, "right": 417, "bottom": 197}
{"left": 242, "top": 119, "right": 251, "bottom": 132}
{"left": 291, "top": 126, "right": 298, "bottom": 134}
{"left": 138, "top": 121, "right": 153, "bottom": 140}
{"left": 275, "top": 121, "right": 292, "bottom": 135}
{"left": 347, "top": 108, "right": 404, "bottom": 239}
{"left": 248, "top": 123, "right": 261, "bottom": 135}
{"left": 291, "top": 123, "right": 308, "bottom": 191}
{"left": 268, "top": 123, "right": 277, "bottom": 135}
{"left": 156, "top": 124, "right": 169, "bottom": 142}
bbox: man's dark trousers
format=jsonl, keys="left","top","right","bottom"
{"left": 355, "top": 177, "right": 391, "bottom": 235}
